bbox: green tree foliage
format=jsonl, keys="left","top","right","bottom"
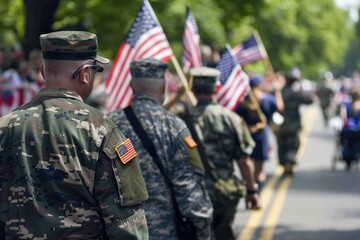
{"left": 0, "top": 0, "right": 24, "bottom": 44}
{"left": 352, "top": 9, "right": 360, "bottom": 71}
{"left": 0, "top": 0, "right": 356, "bottom": 78}
{"left": 24, "top": 0, "right": 61, "bottom": 56}
{"left": 255, "top": 0, "right": 351, "bottom": 78}
{"left": 54, "top": 0, "right": 142, "bottom": 57}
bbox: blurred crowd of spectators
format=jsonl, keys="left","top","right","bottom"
{"left": 0, "top": 46, "right": 45, "bottom": 116}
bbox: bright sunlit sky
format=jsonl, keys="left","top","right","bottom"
{"left": 334, "top": 0, "right": 360, "bottom": 22}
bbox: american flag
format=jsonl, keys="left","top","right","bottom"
{"left": 216, "top": 46, "right": 249, "bottom": 111}
{"left": 0, "top": 82, "right": 44, "bottom": 117}
{"left": 182, "top": 7, "right": 202, "bottom": 70}
{"left": 105, "top": 0, "right": 173, "bottom": 112}
{"left": 116, "top": 138, "right": 137, "bottom": 164}
{"left": 232, "top": 33, "right": 267, "bottom": 66}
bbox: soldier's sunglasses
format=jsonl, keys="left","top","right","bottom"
{"left": 72, "top": 64, "right": 104, "bottom": 79}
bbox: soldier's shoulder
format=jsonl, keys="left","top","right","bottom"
{"left": 0, "top": 111, "right": 15, "bottom": 128}
{"left": 146, "top": 104, "right": 188, "bottom": 136}
{"left": 108, "top": 108, "right": 126, "bottom": 124}
{"left": 77, "top": 101, "right": 118, "bottom": 130}
{"left": 0, "top": 103, "right": 40, "bottom": 125}
{"left": 204, "top": 103, "right": 225, "bottom": 112}
{"left": 206, "top": 103, "right": 238, "bottom": 118}
{"left": 164, "top": 108, "right": 189, "bottom": 133}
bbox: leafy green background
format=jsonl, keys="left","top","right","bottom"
{"left": 0, "top": 0, "right": 359, "bottom": 80}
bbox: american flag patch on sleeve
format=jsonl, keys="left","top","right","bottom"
{"left": 184, "top": 135, "right": 197, "bottom": 148}
{"left": 115, "top": 138, "right": 137, "bottom": 164}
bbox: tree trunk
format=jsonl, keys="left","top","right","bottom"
{"left": 24, "top": 0, "right": 61, "bottom": 59}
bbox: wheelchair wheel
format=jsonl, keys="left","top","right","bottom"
{"left": 331, "top": 147, "right": 342, "bottom": 171}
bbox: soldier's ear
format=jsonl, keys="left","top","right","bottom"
{"left": 79, "top": 66, "right": 91, "bottom": 84}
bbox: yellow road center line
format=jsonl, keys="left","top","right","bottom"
{"left": 259, "top": 105, "right": 318, "bottom": 240}
{"left": 238, "top": 167, "right": 282, "bottom": 240}
{"left": 259, "top": 176, "right": 292, "bottom": 240}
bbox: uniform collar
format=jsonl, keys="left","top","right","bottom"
{"left": 133, "top": 94, "right": 161, "bottom": 105}
{"left": 196, "top": 99, "right": 215, "bottom": 106}
{"left": 36, "top": 87, "right": 84, "bottom": 102}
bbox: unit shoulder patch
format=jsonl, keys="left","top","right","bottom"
{"left": 115, "top": 138, "right": 137, "bottom": 164}
{"left": 184, "top": 135, "right": 197, "bottom": 148}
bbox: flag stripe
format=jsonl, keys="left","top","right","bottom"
{"left": 105, "top": 0, "right": 173, "bottom": 112}
{"left": 233, "top": 33, "right": 267, "bottom": 66}
{"left": 217, "top": 67, "right": 242, "bottom": 100}
{"left": 224, "top": 72, "right": 249, "bottom": 110}
{"left": 107, "top": 29, "right": 173, "bottom": 112}
{"left": 106, "top": 44, "right": 133, "bottom": 111}
{"left": 218, "top": 68, "right": 243, "bottom": 106}
{"left": 0, "top": 82, "right": 44, "bottom": 117}
{"left": 235, "top": 49, "right": 265, "bottom": 65}
{"left": 106, "top": 43, "right": 131, "bottom": 98}
{"left": 182, "top": 7, "right": 202, "bottom": 69}
{"left": 216, "top": 46, "right": 250, "bottom": 111}
{"left": 183, "top": 24, "right": 201, "bottom": 64}
{"left": 118, "top": 139, "right": 137, "bottom": 164}
{"left": 108, "top": 29, "right": 173, "bottom": 112}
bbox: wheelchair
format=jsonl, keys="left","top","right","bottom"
{"left": 332, "top": 130, "right": 360, "bottom": 170}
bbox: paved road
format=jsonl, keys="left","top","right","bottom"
{"left": 233, "top": 103, "right": 360, "bottom": 240}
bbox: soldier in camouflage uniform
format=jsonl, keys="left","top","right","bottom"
{"left": 108, "top": 58, "right": 213, "bottom": 240}
{"left": 0, "top": 31, "right": 149, "bottom": 239}
{"left": 186, "top": 67, "right": 261, "bottom": 240}
{"left": 276, "top": 74, "right": 314, "bottom": 175}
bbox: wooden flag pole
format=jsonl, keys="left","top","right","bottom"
{"left": 253, "top": 30, "right": 277, "bottom": 80}
{"left": 240, "top": 41, "right": 267, "bottom": 132}
{"left": 253, "top": 30, "right": 284, "bottom": 112}
{"left": 248, "top": 90, "right": 267, "bottom": 132}
{"left": 263, "top": 56, "right": 276, "bottom": 79}
{"left": 170, "top": 55, "right": 197, "bottom": 106}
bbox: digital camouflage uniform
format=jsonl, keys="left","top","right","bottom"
{"left": 0, "top": 31, "right": 149, "bottom": 239}
{"left": 109, "top": 58, "right": 213, "bottom": 240}
{"left": 186, "top": 67, "right": 255, "bottom": 240}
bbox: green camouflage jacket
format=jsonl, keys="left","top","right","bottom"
{"left": 186, "top": 100, "right": 255, "bottom": 191}
{"left": 0, "top": 87, "right": 148, "bottom": 239}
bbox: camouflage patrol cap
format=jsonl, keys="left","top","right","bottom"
{"left": 130, "top": 58, "right": 167, "bottom": 79}
{"left": 189, "top": 67, "right": 220, "bottom": 94}
{"left": 40, "top": 31, "right": 110, "bottom": 64}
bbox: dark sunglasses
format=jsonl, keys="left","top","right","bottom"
{"left": 72, "top": 64, "right": 104, "bottom": 79}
